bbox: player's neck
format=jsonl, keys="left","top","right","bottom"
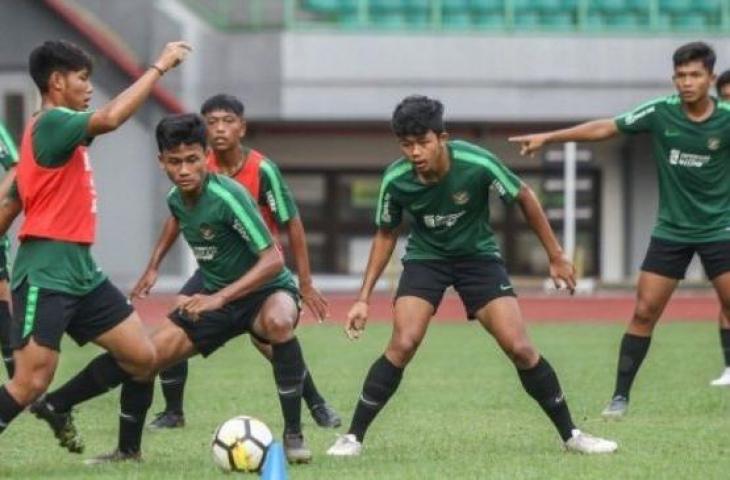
{"left": 40, "top": 95, "right": 68, "bottom": 111}
{"left": 682, "top": 95, "right": 714, "bottom": 122}
{"left": 214, "top": 147, "right": 246, "bottom": 176}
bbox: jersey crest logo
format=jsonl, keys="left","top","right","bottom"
{"left": 452, "top": 191, "right": 470, "bottom": 205}
{"left": 199, "top": 223, "right": 216, "bottom": 240}
{"left": 708, "top": 138, "right": 721, "bottom": 151}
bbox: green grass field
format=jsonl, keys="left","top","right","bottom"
{"left": 1, "top": 321, "right": 729, "bottom": 479}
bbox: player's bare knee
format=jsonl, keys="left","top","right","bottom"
{"left": 124, "top": 343, "right": 157, "bottom": 378}
{"left": 507, "top": 341, "right": 538, "bottom": 369}
{"left": 261, "top": 314, "right": 295, "bottom": 343}
{"left": 13, "top": 372, "right": 52, "bottom": 404}
{"left": 388, "top": 335, "right": 420, "bottom": 365}
{"left": 632, "top": 300, "right": 661, "bottom": 328}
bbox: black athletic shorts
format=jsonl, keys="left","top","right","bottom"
{"left": 179, "top": 269, "right": 204, "bottom": 296}
{"left": 10, "top": 279, "right": 134, "bottom": 351}
{"left": 169, "top": 286, "right": 300, "bottom": 357}
{"left": 0, "top": 240, "right": 9, "bottom": 281}
{"left": 395, "top": 257, "right": 516, "bottom": 319}
{"left": 641, "top": 236, "right": 730, "bottom": 280}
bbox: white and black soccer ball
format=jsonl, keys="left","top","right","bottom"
{"left": 211, "top": 415, "right": 273, "bottom": 473}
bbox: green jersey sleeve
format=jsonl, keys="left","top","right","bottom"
{"left": 259, "top": 159, "right": 299, "bottom": 225}
{"left": 614, "top": 98, "right": 661, "bottom": 134}
{"left": 211, "top": 181, "right": 273, "bottom": 253}
{"left": 375, "top": 175, "right": 403, "bottom": 229}
{"left": 484, "top": 157, "right": 522, "bottom": 204}
{"left": 33, "top": 108, "right": 93, "bottom": 167}
{"left": 0, "top": 122, "right": 18, "bottom": 170}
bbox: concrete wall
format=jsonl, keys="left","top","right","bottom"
{"left": 0, "top": 0, "right": 184, "bottom": 287}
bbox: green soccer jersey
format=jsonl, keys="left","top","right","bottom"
{"left": 11, "top": 108, "right": 105, "bottom": 295}
{"left": 376, "top": 140, "right": 522, "bottom": 261}
{"left": 615, "top": 95, "right": 730, "bottom": 243}
{"left": 0, "top": 121, "right": 18, "bottom": 270}
{"left": 168, "top": 173, "right": 295, "bottom": 293}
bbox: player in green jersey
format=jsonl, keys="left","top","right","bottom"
{"left": 0, "top": 121, "right": 17, "bottom": 379}
{"left": 716, "top": 70, "right": 730, "bottom": 101}
{"left": 326, "top": 95, "right": 617, "bottom": 457}
{"left": 86, "top": 114, "right": 314, "bottom": 464}
{"left": 510, "top": 42, "right": 730, "bottom": 416}
{"left": 0, "top": 39, "right": 191, "bottom": 454}
{"left": 131, "top": 94, "right": 339, "bottom": 431}
{"left": 710, "top": 71, "right": 730, "bottom": 386}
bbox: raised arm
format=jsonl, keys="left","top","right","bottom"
{"left": 509, "top": 118, "right": 619, "bottom": 157}
{"left": 515, "top": 184, "right": 576, "bottom": 293}
{"left": 130, "top": 215, "right": 180, "bottom": 298}
{"left": 346, "top": 227, "right": 399, "bottom": 340}
{"left": 285, "top": 216, "right": 328, "bottom": 321}
{"left": 87, "top": 41, "right": 191, "bottom": 136}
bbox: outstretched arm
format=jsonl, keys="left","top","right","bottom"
{"left": 180, "top": 246, "right": 284, "bottom": 319}
{"left": 87, "top": 41, "right": 192, "bottom": 136}
{"left": 346, "top": 227, "right": 399, "bottom": 340}
{"left": 130, "top": 216, "right": 180, "bottom": 298}
{"left": 285, "top": 216, "right": 328, "bottom": 321}
{"left": 509, "top": 118, "right": 619, "bottom": 156}
{"left": 515, "top": 185, "right": 576, "bottom": 293}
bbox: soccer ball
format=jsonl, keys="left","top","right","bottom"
{"left": 211, "top": 415, "right": 273, "bottom": 473}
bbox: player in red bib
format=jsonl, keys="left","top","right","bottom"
{"left": 131, "top": 94, "right": 340, "bottom": 431}
{"left": 0, "top": 40, "right": 191, "bottom": 458}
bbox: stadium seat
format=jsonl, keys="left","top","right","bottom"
{"left": 468, "top": 0, "right": 504, "bottom": 14}
{"left": 692, "top": 0, "right": 722, "bottom": 14}
{"left": 369, "top": 0, "right": 402, "bottom": 12}
{"left": 671, "top": 12, "right": 708, "bottom": 29}
{"left": 659, "top": 0, "right": 693, "bottom": 13}
{"left": 375, "top": 13, "right": 410, "bottom": 28}
{"left": 605, "top": 12, "right": 645, "bottom": 27}
{"left": 443, "top": 12, "right": 473, "bottom": 28}
{"left": 542, "top": 12, "right": 574, "bottom": 27}
{"left": 514, "top": 12, "right": 541, "bottom": 27}
{"left": 593, "top": 0, "right": 626, "bottom": 13}
{"left": 533, "top": 0, "right": 565, "bottom": 13}
{"left": 473, "top": 12, "right": 505, "bottom": 28}
{"left": 302, "top": 0, "right": 341, "bottom": 14}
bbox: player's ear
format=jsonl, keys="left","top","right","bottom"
{"left": 438, "top": 131, "right": 449, "bottom": 143}
{"left": 239, "top": 118, "right": 247, "bottom": 139}
{"left": 48, "top": 71, "right": 64, "bottom": 92}
{"left": 157, "top": 153, "right": 165, "bottom": 170}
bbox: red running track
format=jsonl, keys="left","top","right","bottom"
{"left": 134, "top": 291, "right": 719, "bottom": 326}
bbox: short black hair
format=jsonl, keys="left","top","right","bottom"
{"left": 200, "top": 94, "right": 245, "bottom": 117}
{"left": 717, "top": 70, "right": 730, "bottom": 98}
{"left": 28, "top": 40, "right": 93, "bottom": 94}
{"left": 673, "top": 41, "right": 716, "bottom": 72}
{"left": 391, "top": 95, "right": 445, "bottom": 138}
{"left": 155, "top": 113, "right": 207, "bottom": 153}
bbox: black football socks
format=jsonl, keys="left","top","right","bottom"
{"left": 45, "top": 353, "right": 129, "bottom": 413}
{"left": 272, "top": 337, "right": 306, "bottom": 433}
{"left": 118, "top": 379, "right": 154, "bottom": 454}
{"left": 160, "top": 360, "right": 188, "bottom": 414}
{"left": 518, "top": 356, "right": 575, "bottom": 442}
{"left": 348, "top": 355, "right": 403, "bottom": 442}
{"left": 0, "top": 386, "right": 23, "bottom": 434}
{"left": 720, "top": 329, "right": 730, "bottom": 367}
{"left": 612, "top": 333, "right": 651, "bottom": 400}
{"left": 0, "top": 301, "right": 14, "bottom": 378}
